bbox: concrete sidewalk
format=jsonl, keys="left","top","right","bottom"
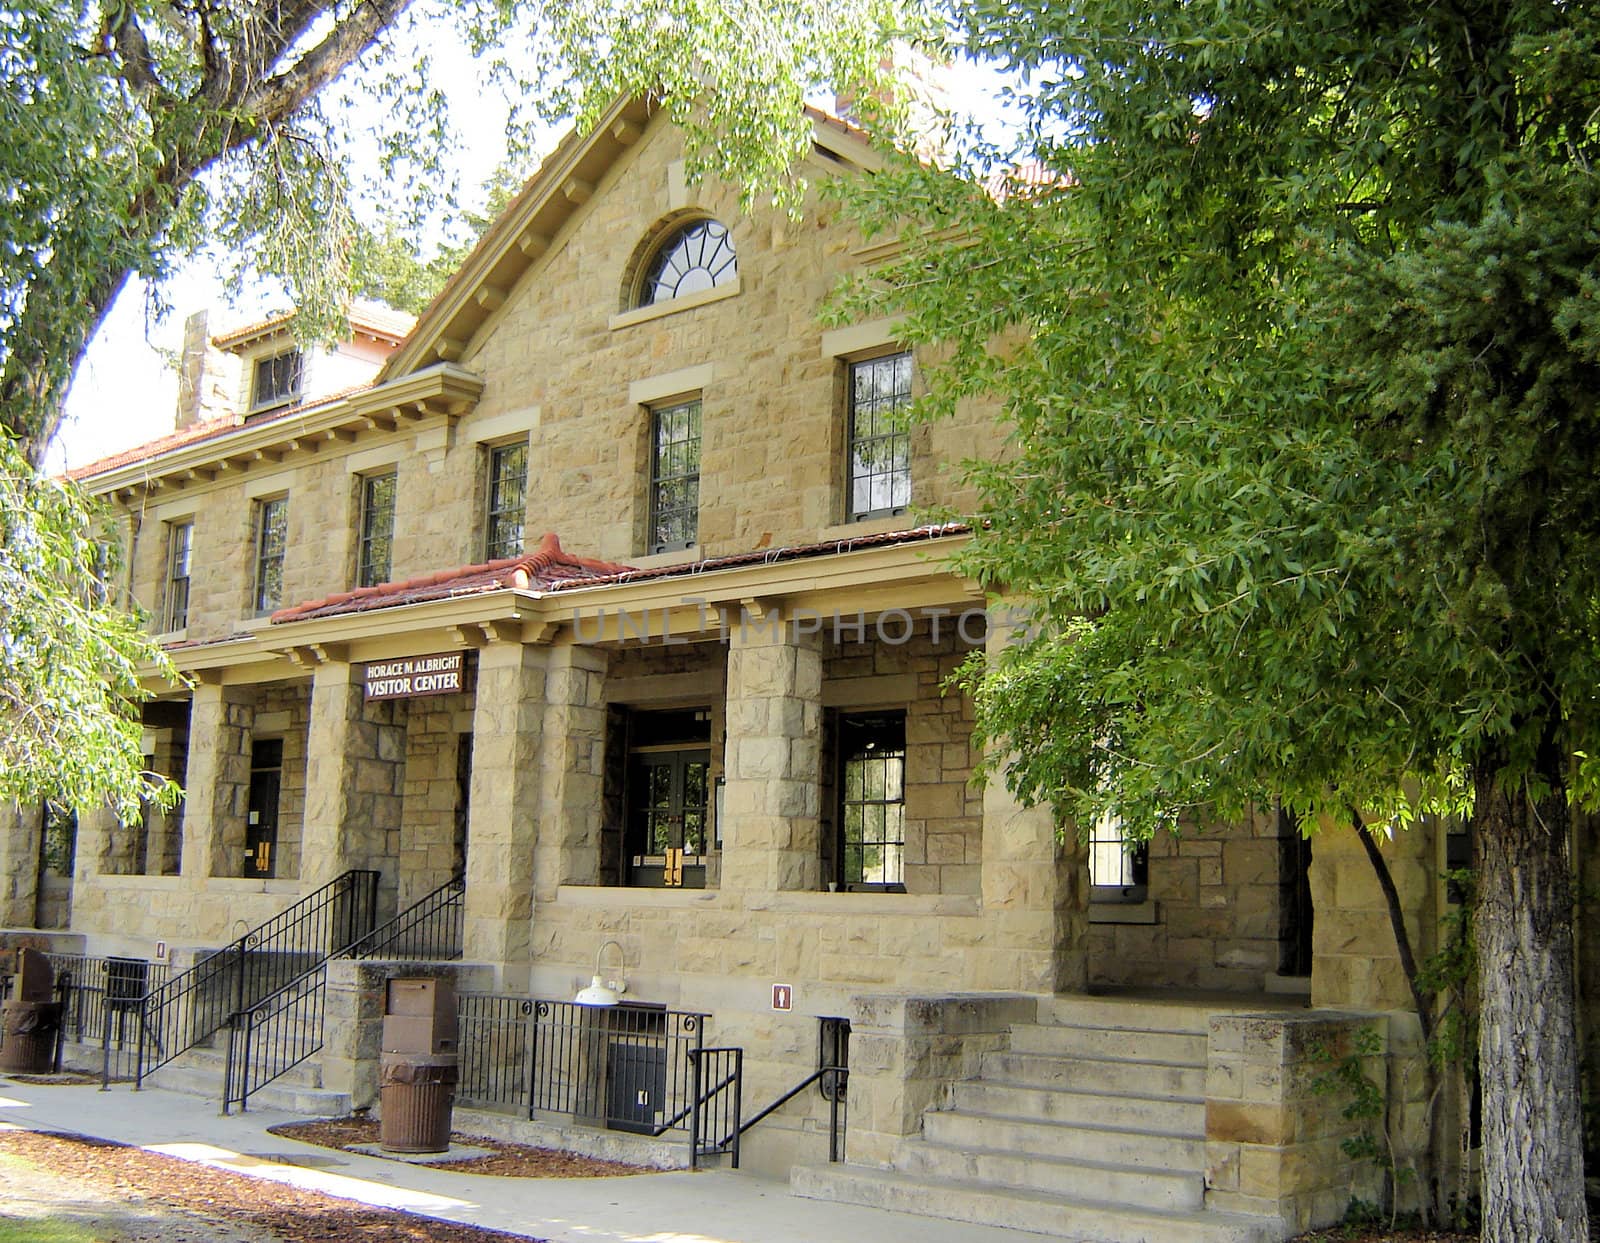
{"left": 0, "top": 1078, "right": 1043, "bottom": 1243}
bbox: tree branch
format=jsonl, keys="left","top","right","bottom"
{"left": 1348, "top": 804, "right": 1435, "bottom": 1046}
{"left": 232, "top": 0, "right": 367, "bottom": 113}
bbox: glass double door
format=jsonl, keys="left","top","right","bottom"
{"left": 627, "top": 748, "right": 709, "bottom": 888}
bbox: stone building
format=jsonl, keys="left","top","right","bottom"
{"left": 0, "top": 97, "right": 1502, "bottom": 1240}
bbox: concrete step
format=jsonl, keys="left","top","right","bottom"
{"left": 791, "top": 1165, "right": 1281, "bottom": 1243}
{"left": 145, "top": 1060, "right": 349, "bottom": 1116}
{"left": 923, "top": 1109, "right": 1206, "bottom": 1170}
{"left": 167, "top": 1045, "right": 326, "bottom": 1089}
{"left": 980, "top": 1050, "right": 1206, "bottom": 1098}
{"left": 1039, "top": 996, "right": 1216, "bottom": 1034}
{"left": 949, "top": 1080, "right": 1205, "bottom": 1133}
{"left": 1009, "top": 1022, "right": 1207, "bottom": 1067}
{"left": 898, "top": 1139, "right": 1203, "bottom": 1211}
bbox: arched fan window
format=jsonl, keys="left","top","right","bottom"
{"left": 640, "top": 219, "right": 737, "bottom": 305}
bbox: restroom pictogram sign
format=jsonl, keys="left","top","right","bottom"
{"left": 771, "top": 983, "right": 793, "bottom": 1011}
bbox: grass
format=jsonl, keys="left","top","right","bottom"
{"left": 0, "top": 1219, "right": 112, "bottom": 1243}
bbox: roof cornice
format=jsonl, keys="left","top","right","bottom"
{"left": 80, "top": 363, "right": 484, "bottom": 499}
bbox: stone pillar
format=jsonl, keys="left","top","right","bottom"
{"left": 302, "top": 663, "right": 406, "bottom": 891}
{"left": 537, "top": 644, "right": 608, "bottom": 897}
{"left": 463, "top": 642, "right": 547, "bottom": 975}
{"left": 0, "top": 803, "right": 42, "bottom": 927}
{"left": 181, "top": 682, "right": 254, "bottom": 880}
{"left": 721, "top": 613, "right": 822, "bottom": 893}
{"left": 77, "top": 806, "right": 118, "bottom": 879}
{"left": 978, "top": 612, "right": 1087, "bottom": 993}
{"left": 1309, "top": 817, "right": 1436, "bottom": 1013}
{"left": 1205, "top": 1011, "right": 1388, "bottom": 1230}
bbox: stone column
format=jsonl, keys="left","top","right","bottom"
{"left": 0, "top": 803, "right": 41, "bottom": 927}
{"left": 302, "top": 663, "right": 406, "bottom": 891}
{"left": 978, "top": 611, "right": 1088, "bottom": 993}
{"left": 1308, "top": 817, "right": 1436, "bottom": 1013}
{"left": 536, "top": 644, "right": 608, "bottom": 898}
{"left": 181, "top": 682, "right": 254, "bottom": 881}
{"left": 464, "top": 642, "right": 547, "bottom": 976}
{"left": 721, "top": 612, "right": 822, "bottom": 894}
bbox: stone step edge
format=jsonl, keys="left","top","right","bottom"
{"left": 970, "top": 1074, "right": 1207, "bottom": 1105}
{"left": 1014, "top": 1023, "right": 1208, "bottom": 1039}
{"left": 995, "top": 1048, "right": 1209, "bottom": 1072}
{"left": 792, "top": 1164, "right": 1281, "bottom": 1238}
{"left": 909, "top": 1137, "right": 1203, "bottom": 1184}
{"left": 929, "top": 1107, "right": 1206, "bottom": 1143}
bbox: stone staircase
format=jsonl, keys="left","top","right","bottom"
{"left": 792, "top": 997, "right": 1285, "bottom": 1243}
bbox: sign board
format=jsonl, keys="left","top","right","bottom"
{"left": 771, "top": 983, "right": 793, "bottom": 1012}
{"left": 154, "top": 940, "right": 169, "bottom": 963}
{"left": 364, "top": 652, "right": 466, "bottom": 702}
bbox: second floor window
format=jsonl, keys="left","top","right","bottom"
{"left": 251, "top": 349, "right": 303, "bottom": 410}
{"left": 163, "top": 520, "right": 193, "bottom": 631}
{"left": 357, "top": 471, "right": 396, "bottom": 588}
{"left": 649, "top": 398, "right": 700, "bottom": 553}
{"left": 848, "top": 352, "right": 913, "bottom": 520}
{"left": 253, "top": 497, "right": 288, "bottom": 615}
{"left": 485, "top": 443, "right": 527, "bottom": 561}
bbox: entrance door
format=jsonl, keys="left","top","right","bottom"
{"left": 246, "top": 738, "right": 282, "bottom": 878}
{"left": 627, "top": 748, "right": 710, "bottom": 888}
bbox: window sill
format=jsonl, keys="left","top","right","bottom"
{"left": 817, "top": 515, "right": 919, "bottom": 542}
{"left": 1088, "top": 899, "right": 1159, "bottom": 926}
{"left": 153, "top": 627, "right": 188, "bottom": 645}
{"left": 608, "top": 278, "right": 742, "bottom": 330}
{"left": 627, "top": 545, "right": 703, "bottom": 570}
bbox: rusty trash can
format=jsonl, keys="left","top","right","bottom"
{"left": 0, "top": 949, "right": 62, "bottom": 1074}
{"left": 378, "top": 977, "right": 459, "bottom": 1154}
{"left": 379, "top": 1053, "right": 460, "bottom": 1152}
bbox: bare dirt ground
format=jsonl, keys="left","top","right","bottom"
{"left": 267, "top": 1117, "right": 653, "bottom": 1178}
{"left": 0, "top": 1129, "right": 542, "bottom": 1243}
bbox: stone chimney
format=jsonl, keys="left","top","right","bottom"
{"left": 174, "top": 309, "right": 237, "bottom": 431}
{"left": 833, "top": 43, "right": 953, "bottom": 165}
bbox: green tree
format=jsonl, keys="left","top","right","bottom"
{"left": 827, "top": 3, "right": 1599, "bottom": 1238}
{"left": 0, "top": 437, "right": 178, "bottom": 823}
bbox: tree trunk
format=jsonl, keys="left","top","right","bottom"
{"left": 1474, "top": 752, "right": 1588, "bottom": 1242}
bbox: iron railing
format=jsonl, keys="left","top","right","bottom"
{"left": 349, "top": 874, "right": 464, "bottom": 961}
{"left": 50, "top": 954, "right": 171, "bottom": 1047}
{"left": 222, "top": 965, "right": 325, "bottom": 1113}
{"left": 222, "top": 872, "right": 466, "bottom": 1112}
{"left": 737, "top": 1062, "right": 850, "bottom": 1163}
{"left": 457, "top": 992, "right": 534, "bottom": 1111}
{"left": 455, "top": 993, "right": 743, "bottom": 1167}
{"left": 689, "top": 1046, "right": 743, "bottom": 1166}
{"left": 132, "top": 869, "right": 379, "bottom": 1085}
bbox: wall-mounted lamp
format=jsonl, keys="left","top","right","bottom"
{"left": 573, "top": 938, "right": 628, "bottom": 1007}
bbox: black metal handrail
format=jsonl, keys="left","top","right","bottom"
{"left": 348, "top": 873, "right": 464, "bottom": 961}
{"left": 223, "top": 872, "right": 467, "bottom": 1112}
{"left": 131, "top": 868, "right": 380, "bottom": 1086}
{"left": 738, "top": 1063, "right": 850, "bottom": 1163}
{"left": 688, "top": 1046, "right": 743, "bottom": 1168}
{"left": 222, "top": 960, "right": 327, "bottom": 1113}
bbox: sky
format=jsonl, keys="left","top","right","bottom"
{"left": 49, "top": 41, "right": 1016, "bottom": 476}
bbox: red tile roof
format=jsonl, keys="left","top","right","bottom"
{"left": 70, "top": 384, "right": 375, "bottom": 481}
{"left": 212, "top": 302, "right": 415, "bottom": 350}
{"left": 548, "top": 523, "right": 971, "bottom": 592}
{"left": 269, "top": 533, "right": 634, "bottom": 624}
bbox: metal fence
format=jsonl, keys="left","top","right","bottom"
{"left": 350, "top": 874, "right": 464, "bottom": 962}
{"left": 456, "top": 993, "right": 742, "bottom": 1166}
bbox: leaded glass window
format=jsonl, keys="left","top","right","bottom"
{"left": 649, "top": 399, "right": 700, "bottom": 552}
{"left": 642, "top": 220, "right": 737, "bottom": 305}
{"left": 839, "top": 713, "right": 906, "bottom": 888}
{"left": 253, "top": 497, "right": 288, "bottom": 615}
{"left": 357, "top": 471, "right": 396, "bottom": 588}
{"left": 848, "top": 352, "right": 913, "bottom": 519}
{"left": 485, "top": 443, "right": 527, "bottom": 561}
{"left": 251, "top": 349, "right": 303, "bottom": 409}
